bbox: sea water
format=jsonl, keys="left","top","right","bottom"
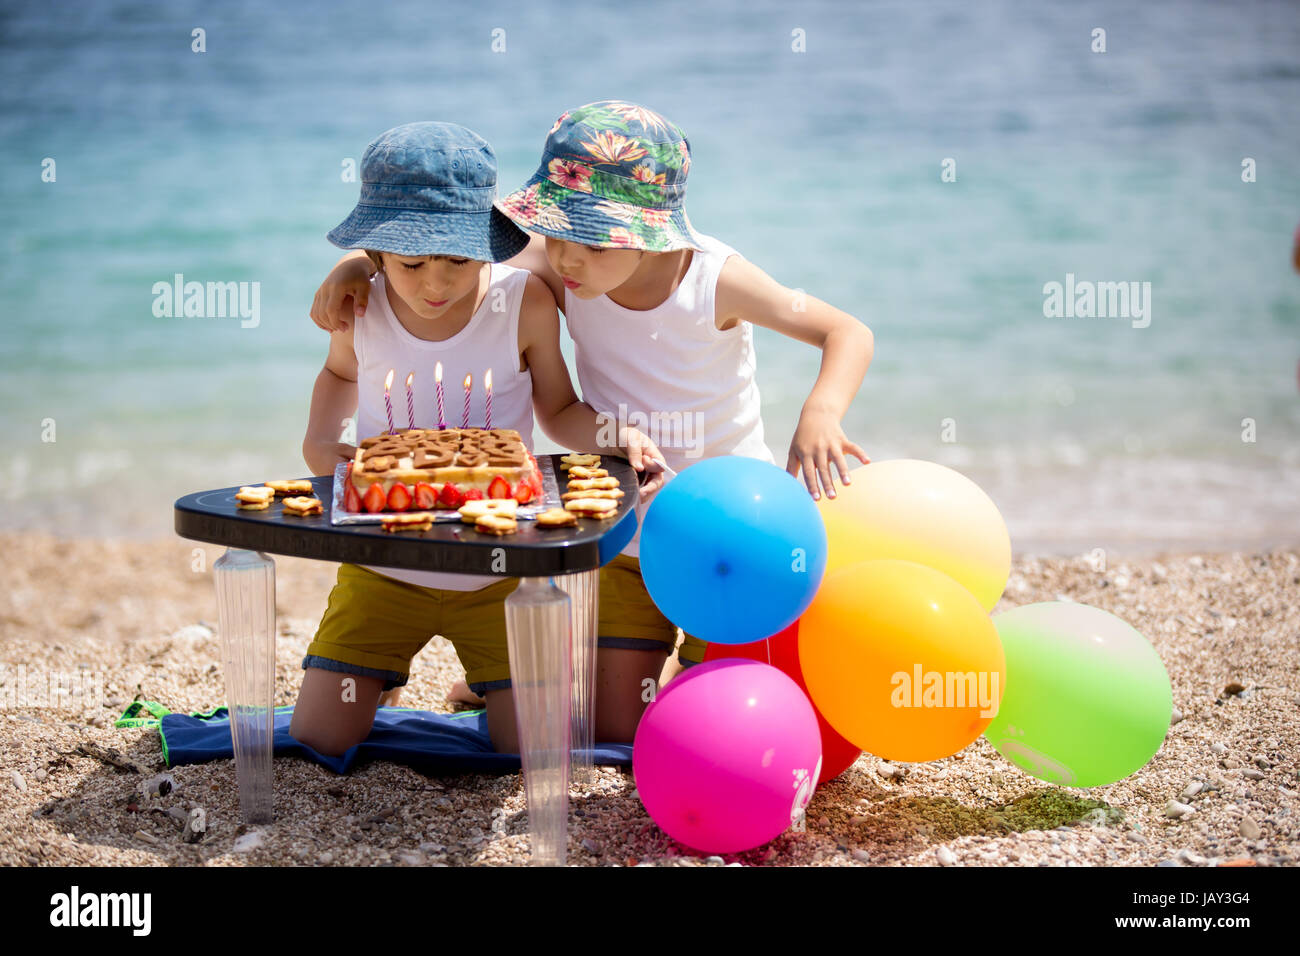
{"left": 1, "top": 0, "right": 1297, "bottom": 553}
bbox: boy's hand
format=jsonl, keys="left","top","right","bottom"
{"left": 303, "top": 439, "right": 357, "bottom": 478}
{"left": 786, "top": 409, "right": 869, "bottom": 501}
{"left": 309, "top": 258, "right": 374, "bottom": 333}
{"left": 618, "top": 427, "right": 667, "bottom": 495}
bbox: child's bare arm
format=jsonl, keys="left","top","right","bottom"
{"left": 302, "top": 325, "right": 360, "bottom": 476}
{"left": 518, "top": 274, "right": 664, "bottom": 490}
{"left": 715, "top": 256, "right": 873, "bottom": 500}
{"left": 503, "top": 234, "right": 564, "bottom": 309}
{"left": 309, "top": 252, "right": 375, "bottom": 333}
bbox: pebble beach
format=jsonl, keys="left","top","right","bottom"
{"left": 0, "top": 531, "right": 1295, "bottom": 868}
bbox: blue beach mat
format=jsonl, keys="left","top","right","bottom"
{"left": 116, "top": 701, "right": 633, "bottom": 775}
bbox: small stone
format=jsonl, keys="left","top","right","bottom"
{"left": 851, "top": 848, "right": 870, "bottom": 863}
{"left": 1181, "top": 781, "right": 1203, "bottom": 799}
{"left": 1175, "top": 849, "right": 1207, "bottom": 866}
{"left": 1210, "top": 742, "right": 1226, "bottom": 754}
{"left": 1170, "top": 708, "right": 1184, "bottom": 724}
{"left": 1156, "top": 859, "right": 1181, "bottom": 867}
{"left": 397, "top": 851, "right": 425, "bottom": 866}
{"left": 936, "top": 846, "right": 956, "bottom": 865}
{"left": 34, "top": 769, "right": 47, "bottom": 782}
{"left": 705, "top": 855, "right": 724, "bottom": 865}
{"left": 141, "top": 773, "right": 176, "bottom": 799}
{"left": 817, "top": 816, "right": 829, "bottom": 827}
{"left": 1242, "top": 769, "right": 1265, "bottom": 780}
{"left": 10, "top": 771, "right": 26, "bottom": 793}
{"left": 318, "top": 851, "right": 334, "bottom": 864}
{"left": 1239, "top": 816, "right": 1261, "bottom": 840}
{"left": 1164, "top": 800, "right": 1195, "bottom": 819}
{"left": 1222, "top": 682, "right": 1246, "bottom": 697}
{"left": 581, "top": 838, "right": 600, "bottom": 855}
{"left": 233, "top": 830, "right": 264, "bottom": 853}
{"left": 1222, "top": 758, "right": 1241, "bottom": 769}
{"left": 1254, "top": 756, "right": 1271, "bottom": 769}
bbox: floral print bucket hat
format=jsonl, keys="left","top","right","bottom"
{"left": 496, "top": 101, "right": 704, "bottom": 252}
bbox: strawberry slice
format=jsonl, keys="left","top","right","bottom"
{"left": 487, "top": 477, "right": 512, "bottom": 500}
{"left": 344, "top": 480, "right": 362, "bottom": 513}
{"left": 363, "top": 482, "right": 387, "bottom": 514}
{"left": 513, "top": 479, "right": 534, "bottom": 504}
{"left": 462, "top": 488, "right": 484, "bottom": 502}
{"left": 387, "top": 482, "right": 413, "bottom": 512}
{"left": 413, "top": 482, "right": 437, "bottom": 510}
{"left": 438, "top": 481, "right": 465, "bottom": 510}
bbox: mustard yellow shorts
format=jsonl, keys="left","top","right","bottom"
{"left": 303, "top": 564, "right": 519, "bottom": 695}
{"left": 597, "top": 554, "right": 708, "bottom": 666}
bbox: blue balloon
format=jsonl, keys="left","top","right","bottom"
{"left": 639, "top": 456, "right": 827, "bottom": 644}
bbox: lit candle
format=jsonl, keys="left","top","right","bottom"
{"left": 462, "top": 373, "right": 472, "bottom": 429}
{"left": 484, "top": 368, "right": 493, "bottom": 429}
{"left": 435, "top": 362, "right": 446, "bottom": 430}
{"left": 383, "top": 368, "right": 395, "bottom": 434}
{"left": 405, "top": 371, "right": 415, "bottom": 430}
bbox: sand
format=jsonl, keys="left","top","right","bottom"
{"left": 1, "top": 531, "right": 1296, "bottom": 867}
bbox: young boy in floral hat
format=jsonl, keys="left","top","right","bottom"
{"left": 293, "top": 120, "right": 663, "bottom": 756}
{"left": 308, "top": 101, "right": 872, "bottom": 721}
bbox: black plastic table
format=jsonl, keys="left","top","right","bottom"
{"left": 173, "top": 454, "right": 641, "bottom": 864}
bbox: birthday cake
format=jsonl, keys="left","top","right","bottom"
{"left": 343, "top": 427, "right": 542, "bottom": 513}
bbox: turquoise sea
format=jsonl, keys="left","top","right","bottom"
{"left": 1, "top": 0, "right": 1298, "bottom": 553}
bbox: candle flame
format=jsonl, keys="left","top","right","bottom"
{"left": 405, "top": 371, "right": 414, "bottom": 388}
{"left": 463, "top": 373, "right": 472, "bottom": 389}
{"left": 435, "top": 361, "right": 442, "bottom": 383}
{"left": 485, "top": 368, "right": 492, "bottom": 390}
{"left": 384, "top": 368, "right": 394, "bottom": 390}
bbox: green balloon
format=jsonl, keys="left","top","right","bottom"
{"left": 984, "top": 602, "right": 1171, "bottom": 788}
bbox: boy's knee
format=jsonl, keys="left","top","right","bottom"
{"left": 288, "top": 718, "right": 363, "bottom": 757}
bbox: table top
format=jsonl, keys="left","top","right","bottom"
{"left": 173, "top": 454, "right": 639, "bottom": 576}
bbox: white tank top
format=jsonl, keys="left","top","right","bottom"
{"left": 563, "top": 233, "right": 774, "bottom": 557}
{"left": 353, "top": 263, "right": 533, "bottom": 590}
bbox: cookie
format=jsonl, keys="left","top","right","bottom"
{"left": 458, "top": 498, "right": 519, "bottom": 524}
{"left": 380, "top": 512, "right": 435, "bottom": 533}
{"left": 235, "top": 486, "right": 275, "bottom": 509}
{"left": 561, "top": 489, "right": 624, "bottom": 501}
{"left": 475, "top": 513, "right": 518, "bottom": 536}
{"left": 560, "top": 454, "right": 601, "bottom": 470}
{"left": 282, "top": 496, "right": 323, "bottom": 516}
{"left": 535, "top": 507, "right": 578, "bottom": 528}
{"left": 265, "top": 479, "right": 315, "bottom": 495}
{"left": 566, "top": 466, "right": 609, "bottom": 479}
{"left": 566, "top": 476, "right": 620, "bottom": 491}
{"left": 564, "top": 497, "right": 619, "bottom": 518}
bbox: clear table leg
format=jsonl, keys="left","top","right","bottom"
{"left": 504, "top": 576, "right": 572, "bottom": 866}
{"left": 212, "top": 548, "right": 276, "bottom": 824}
{"left": 552, "top": 569, "right": 599, "bottom": 787}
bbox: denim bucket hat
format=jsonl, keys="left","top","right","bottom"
{"left": 496, "top": 101, "right": 704, "bottom": 252}
{"left": 328, "top": 122, "right": 528, "bottom": 262}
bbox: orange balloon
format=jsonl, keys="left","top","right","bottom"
{"left": 816, "top": 460, "right": 1010, "bottom": 611}
{"left": 799, "top": 559, "right": 1005, "bottom": 762}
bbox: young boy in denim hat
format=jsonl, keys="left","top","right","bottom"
{"left": 309, "top": 100, "right": 873, "bottom": 708}
{"left": 292, "top": 121, "right": 663, "bottom": 755}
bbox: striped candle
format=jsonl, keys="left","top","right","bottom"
{"left": 435, "top": 362, "right": 446, "bottom": 429}
{"left": 462, "top": 373, "right": 472, "bottom": 429}
{"left": 383, "top": 368, "right": 395, "bottom": 434}
{"left": 485, "top": 368, "right": 493, "bottom": 429}
{"left": 405, "top": 372, "right": 415, "bottom": 430}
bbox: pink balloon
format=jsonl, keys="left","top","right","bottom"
{"left": 633, "top": 659, "right": 823, "bottom": 854}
